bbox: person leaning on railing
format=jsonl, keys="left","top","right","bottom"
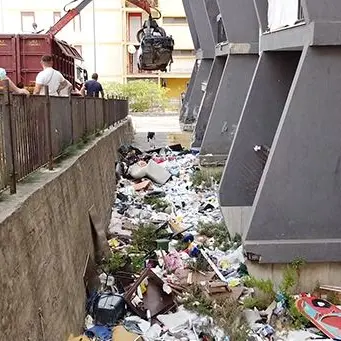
{"left": 0, "top": 68, "right": 29, "bottom": 96}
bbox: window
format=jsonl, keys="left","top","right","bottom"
{"left": 172, "top": 50, "right": 195, "bottom": 57}
{"left": 127, "top": 13, "right": 142, "bottom": 43}
{"left": 163, "top": 17, "right": 187, "bottom": 25}
{"left": 21, "top": 12, "right": 35, "bottom": 32}
{"left": 73, "top": 14, "right": 82, "bottom": 32}
{"left": 53, "top": 12, "right": 61, "bottom": 24}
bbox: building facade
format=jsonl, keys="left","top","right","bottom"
{"left": 183, "top": 0, "right": 341, "bottom": 287}
{"left": 0, "top": 0, "right": 194, "bottom": 100}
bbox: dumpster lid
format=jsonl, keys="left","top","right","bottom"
{"left": 55, "top": 38, "right": 83, "bottom": 61}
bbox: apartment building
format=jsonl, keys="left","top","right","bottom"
{"left": 0, "top": 0, "right": 194, "bottom": 100}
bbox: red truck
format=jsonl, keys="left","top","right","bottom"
{"left": 0, "top": 34, "right": 87, "bottom": 91}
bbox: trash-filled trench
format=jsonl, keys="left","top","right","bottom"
{"left": 70, "top": 143, "right": 340, "bottom": 341}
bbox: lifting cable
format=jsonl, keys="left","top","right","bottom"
{"left": 63, "top": 0, "right": 79, "bottom": 12}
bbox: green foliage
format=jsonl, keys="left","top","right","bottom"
{"left": 188, "top": 253, "right": 210, "bottom": 272}
{"left": 144, "top": 197, "right": 169, "bottom": 212}
{"left": 131, "top": 223, "right": 168, "bottom": 253}
{"left": 244, "top": 296, "right": 273, "bottom": 311}
{"left": 191, "top": 167, "right": 224, "bottom": 188}
{"left": 327, "top": 292, "right": 341, "bottom": 305}
{"left": 103, "top": 252, "right": 126, "bottom": 274}
{"left": 183, "top": 285, "right": 249, "bottom": 341}
{"left": 129, "top": 253, "right": 146, "bottom": 273}
{"left": 244, "top": 276, "right": 275, "bottom": 296}
{"left": 104, "top": 80, "right": 169, "bottom": 112}
{"left": 243, "top": 261, "right": 311, "bottom": 330}
{"left": 287, "top": 296, "right": 310, "bottom": 329}
{"left": 174, "top": 240, "right": 189, "bottom": 252}
{"left": 198, "top": 220, "right": 233, "bottom": 251}
{"left": 243, "top": 276, "right": 276, "bottom": 310}
{"left": 280, "top": 266, "right": 298, "bottom": 295}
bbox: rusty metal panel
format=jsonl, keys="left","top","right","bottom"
{"left": 0, "top": 94, "right": 7, "bottom": 191}
{"left": 94, "top": 98, "right": 104, "bottom": 130}
{"left": 50, "top": 97, "right": 72, "bottom": 157}
{"left": 12, "top": 95, "right": 47, "bottom": 180}
{"left": 71, "top": 97, "right": 86, "bottom": 142}
{"left": 85, "top": 98, "right": 96, "bottom": 134}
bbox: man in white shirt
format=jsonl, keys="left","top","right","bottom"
{"left": 33, "top": 55, "right": 72, "bottom": 96}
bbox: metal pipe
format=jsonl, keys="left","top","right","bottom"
{"left": 93, "top": 0, "right": 97, "bottom": 71}
{"left": 0, "top": 0, "right": 4, "bottom": 32}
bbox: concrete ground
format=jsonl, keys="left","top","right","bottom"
{"left": 131, "top": 114, "right": 190, "bottom": 150}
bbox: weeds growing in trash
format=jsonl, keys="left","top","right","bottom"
{"left": 187, "top": 253, "right": 210, "bottom": 272}
{"left": 243, "top": 260, "right": 313, "bottom": 330}
{"left": 143, "top": 196, "right": 169, "bottom": 212}
{"left": 183, "top": 285, "right": 249, "bottom": 341}
{"left": 131, "top": 222, "right": 168, "bottom": 253}
{"left": 191, "top": 167, "right": 223, "bottom": 188}
{"left": 198, "top": 221, "right": 242, "bottom": 251}
{"left": 103, "top": 252, "right": 127, "bottom": 274}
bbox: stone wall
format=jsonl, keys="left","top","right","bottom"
{"left": 0, "top": 119, "right": 133, "bottom": 341}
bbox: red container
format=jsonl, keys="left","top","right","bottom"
{"left": 0, "top": 34, "right": 82, "bottom": 88}
{"left": 0, "top": 34, "right": 18, "bottom": 83}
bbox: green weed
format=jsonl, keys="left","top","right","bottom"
{"left": 103, "top": 252, "right": 127, "bottom": 274}
{"left": 131, "top": 223, "right": 168, "bottom": 253}
{"left": 191, "top": 167, "right": 223, "bottom": 188}
{"left": 144, "top": 197, "right": 169, "bottom": 212}
{"left": 183, "top": 285, "right": 249, "bottom": 341}
{"left": 198, "top": 221, "right": 241, "bottom": 251}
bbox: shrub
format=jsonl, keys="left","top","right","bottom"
{"left": 103, "top": 80, "right": 169, "bottom": 112}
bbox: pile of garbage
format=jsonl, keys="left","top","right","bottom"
{"left": 71, "top": 144, "right": 341, "bottom": 341}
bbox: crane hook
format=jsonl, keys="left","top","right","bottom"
{"left": 63, "top": 0, "right": 79, "bottom": 12}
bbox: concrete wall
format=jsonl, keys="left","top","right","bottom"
{"left": 0, "top": 119, "right": 133, "bottom": 341}
{"left": 247, "top": 261, "right": 341, "bottom": 292}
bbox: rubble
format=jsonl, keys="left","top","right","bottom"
{"left": 76, "top": 143, "right": 337, "bottom": 341}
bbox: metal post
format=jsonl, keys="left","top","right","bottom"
{"left": 44, "top": 86, "right": 53, "bottom": 171}
{"left": 3, "top": 80, "right": 17, "bottom": 194}
{"left": 69, "top": 94, "right": 74, "bottom": 143}
{"left": 92, "top": 0, "right": 97, "bottom": 72}
{"left": 102, "top": 98, "right": 107, "bottom": 129}
{"left": 84, "top": 97, "right": 88, "bottom": 135}
{"left": 0, "top": 0, "right": 4, "bottom": 32}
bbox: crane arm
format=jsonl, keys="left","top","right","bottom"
{"left": 46, "top": 0, "right": 93, "bottom": 36}
{"left": 127, "top": 0, "right": 151, "bottom": 15}
{"left": 47, "top": 0, "right": 154, "bottom": 36}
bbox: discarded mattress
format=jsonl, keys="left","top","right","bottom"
{"left": 129, "top": 159, "right": 171, "bottom": 185}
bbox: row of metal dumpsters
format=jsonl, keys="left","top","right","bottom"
{"left": 0, "top": 34, "right": 85, "bottom": 91}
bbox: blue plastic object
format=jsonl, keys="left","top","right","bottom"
{"left": 85, "top": 325, "right": 112, "bottom": 341}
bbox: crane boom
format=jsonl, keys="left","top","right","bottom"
{"left": 128, "top": 0, "right": 151, "bottom": 15}
{"left": 47, "top": 0, "right": 152, "bottom": 36}
{"left": 46, "top": 0, "right": 92, "bottom": 36}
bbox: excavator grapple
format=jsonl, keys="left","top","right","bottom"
{"left": 136, "top": 16, "right": 174, "bottom": 72}
{"left": 49, "top": 0, "right": 174, "bottom": 72}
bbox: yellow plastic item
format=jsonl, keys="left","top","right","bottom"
{"left": 108, "top": 238, "right": 120, "bottom": 248}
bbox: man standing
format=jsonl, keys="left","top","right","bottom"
{"left": 81, "top": 73, "right": 104, "bottom": 98}
{"left": 33, "top": 55, "right": 72, "bottom": 96}
{"left": 0, "top": 68, "right": 29, "bottom": 95}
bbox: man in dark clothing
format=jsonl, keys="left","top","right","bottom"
{"left": 81, "top": 73, "right": 104, "bottom": 98}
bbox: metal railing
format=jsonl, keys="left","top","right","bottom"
{"left": 0, "top": 83, "right": 129, "bottom": 194}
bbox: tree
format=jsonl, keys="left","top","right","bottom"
{"left": 103, "top": 80, "right": 169, "bottom": 112}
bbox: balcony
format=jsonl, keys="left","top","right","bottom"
{"left": 267, "top": 0, "right": 305, "bottom": 32}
